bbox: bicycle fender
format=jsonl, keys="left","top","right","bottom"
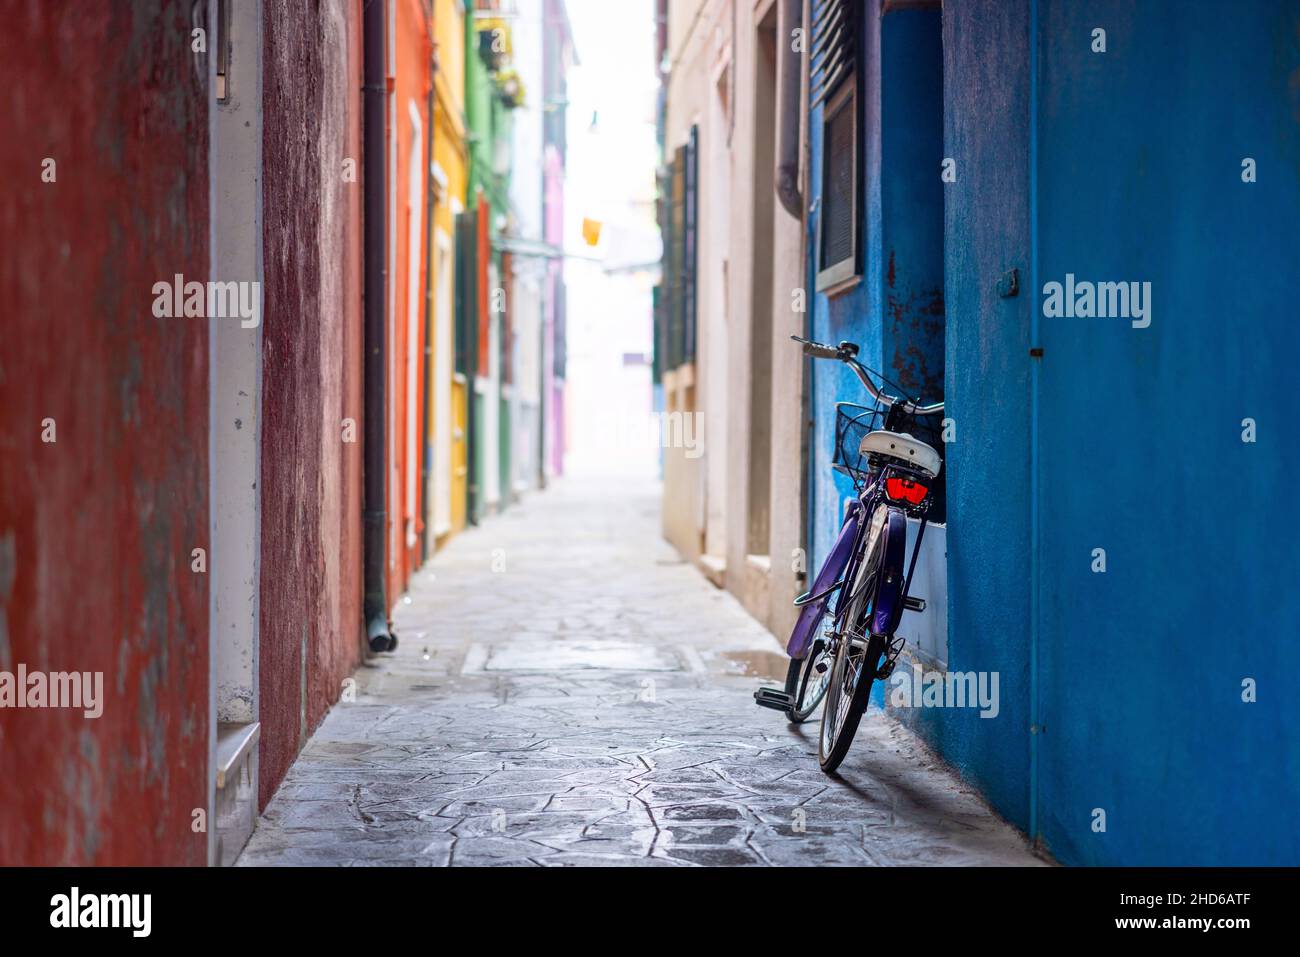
{"left": 870, "top": 507, "right": 908, "bottom": 636}
{"left": 785, "top": 501, "right": 861, "bottom": 659}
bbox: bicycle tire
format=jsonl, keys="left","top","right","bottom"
{"left": 817, "top": 506, "right": 891, "bottom": 773}
{"left": 817, "top": 632, "right": 883, "bottom": 773}
{"left": 783, "top": 635, "right": 831, "bottom": 723}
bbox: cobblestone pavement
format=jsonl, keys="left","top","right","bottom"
{"left": 239, "top": 476, "right": 1045, "bottom": 867}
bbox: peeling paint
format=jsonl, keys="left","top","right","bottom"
{"left": 0, "top": 0, "right": 209, "bottom": 865}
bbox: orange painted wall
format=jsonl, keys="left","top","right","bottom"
{"left": 387, "top": 0, "right": 433, "bottom": 604}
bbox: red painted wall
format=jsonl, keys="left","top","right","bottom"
{"left": 258, "top": 0, "right": 365, "bottom": 809}
{"left": 0, "top": 3, "right": 209, "bottom": 865}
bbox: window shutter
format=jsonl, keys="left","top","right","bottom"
{"left": 669, "top": 145, "right": 687, "bottom": 371}
{"left": 454, "top": 209, "right": 478, "bottom": 377}
{"left": 813, "top": 0, "right": 860, "bottom": 292}
{"left": 822, "top": 95, "right": 856, "bottom": 268}
{"left": 683, "top": 125, "right": 699, "bottom": 365}
{"left": 810, "top": 0, "right": 857, "bottom": 108}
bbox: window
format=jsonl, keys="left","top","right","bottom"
{"left": 812, "top": 0, "right": 861, "bottom": 293}
{"left": 817, "top": 81, "right": 859, "bottom": 291}
{"left": 654, "top": 125, "right": 699, "bottom": 374}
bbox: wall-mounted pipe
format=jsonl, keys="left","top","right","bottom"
{"left": 363, "top": 0, "right": 395, "bottom": 653}
{"left": 775, "top": 0, "right": 804, "bottom": 218}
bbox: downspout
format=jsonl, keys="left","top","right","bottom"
{"left": 775, "top": 0, "right": 803, "bottom": 218}
{"left": 793, "top": 0, "right": 813, "bottom": 577}
{"left": 363, "top": 0, "right": 395, "bottom": 652}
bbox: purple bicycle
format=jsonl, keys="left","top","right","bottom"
{"left": 754, "top": 336, "right": 944, "bottom": 773}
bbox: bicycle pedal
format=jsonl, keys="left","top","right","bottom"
{"left": 903, "top": 596, "right": 926, "bottom": 612}
{"left": 753, "top": 688, "right": 796, "bottom": 712}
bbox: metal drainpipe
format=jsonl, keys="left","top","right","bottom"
{"left": 363, "top": 0, "right": 395, "bottom": 653}
{"left": 775, "top": 0, "right": 803, "bottom": 218}
{"left": 794, "top": 0, "right": 813, "bottom": 578}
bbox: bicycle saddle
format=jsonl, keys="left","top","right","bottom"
{"left": 859, "top": 430, "right": 942, "bottom": 477}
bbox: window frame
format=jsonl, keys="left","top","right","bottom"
{"left": 815, "top": 77, "right": 862, "bottom": 295}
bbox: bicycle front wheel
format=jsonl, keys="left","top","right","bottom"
{"left": 817, "top": 508, "right": 889, "bottom": 773}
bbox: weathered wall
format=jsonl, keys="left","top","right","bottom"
{"left": 722, "top": 0, "right": 770, "bottom": 620}
{"left": 894, "top": 0, "right": 1035, "bottom": 829}
{"left": 660, "top": 0, "right": 714, "bottom": 566}
{"left": 808, "top": 0, "right": 886, "bottom": 574}
{"left": 258, "top": 0, "right": 365, "bottom": 809}
{"left": 876, "top": 0, "right": 1300, "bottom": 865}
{"left": 1031, "top": 0, "right": 1300, "bottom": 865}
{"left": 389, "top": 0, "right": 432, "bottom": 599}
{"left": 431, "top": 0, "right": 469, "bottom": 543}
{"left": 662, "top": 0, "right": 804, "bottom": 636}
{"left": 466, "top": 13, "right": 500, "bottom": 520}
{"left": 0, "top": 1, "right": 209, "bottom": 865}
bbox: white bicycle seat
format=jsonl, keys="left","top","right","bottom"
{"left": 859, "top": 430, "right": 942, "bottom": 477}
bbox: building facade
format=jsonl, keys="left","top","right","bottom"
{"left": 430, "top": 0, "right": 472, "bottom": 547}
{"left": 658, "top": 0, "right": 808, "bottom": 639}
{"left": 658, "top": 0, "right": 1300, "bottom": 865}
{"left": 0, "top": 0, "right": 571, "bottom": 866}
{"left": 0, "top": 0, "right": 368, "bottom": 865}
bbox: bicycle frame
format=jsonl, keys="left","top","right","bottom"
{"left": 789, "top": 454, "right": 933, "bottom": 655}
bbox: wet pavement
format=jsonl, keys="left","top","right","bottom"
{"left": 238, "top": 476, "right": 1045, "bottom": 867}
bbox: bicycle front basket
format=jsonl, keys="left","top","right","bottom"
{"left": 832, "top": 402, "right": 886, "bottom": 488}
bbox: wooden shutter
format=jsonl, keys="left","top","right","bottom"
{"left": 683, "top": 125, "right": 699, "bottom": 365}
{"left": 668, "top": 145, "right": 687, "bottom": 371}
{"left": 810, "top": 0, "right": 857, "bottom": 108}
{"left": 813, "top": 0, "right": 861, "bottom": 291}
{"left": 453, "top": 209, "right": 478, "bottom": 378}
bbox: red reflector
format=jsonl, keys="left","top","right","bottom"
{"left": 886, "top": 477, "right": 929, "bottom": 505}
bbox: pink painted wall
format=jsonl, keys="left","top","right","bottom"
{"left": 544, "top": 143, "right": 566, "bottom": 475}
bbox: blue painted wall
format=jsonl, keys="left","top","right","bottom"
{"left": 805, "top": 0, "right": 1300, "bottom": 864}
{"left": 809, "top": 0, "right": 884, "bottom": 576}
{"left": 1033, "top": 0, "right": 1300, "bottom": 866}
{"left": 906, "top": 0, "right": 1037, "bottom": 835}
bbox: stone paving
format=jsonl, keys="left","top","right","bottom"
{"left": 238, "top": 475, "right": 1046, "bottom": 867}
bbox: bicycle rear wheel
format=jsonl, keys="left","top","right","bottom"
{"left": 783, "top": 631, "right": 833, "bottom": 724}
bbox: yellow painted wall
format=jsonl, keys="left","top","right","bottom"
{"left": 430, "top": 0, "right": 468, "bottom": 541}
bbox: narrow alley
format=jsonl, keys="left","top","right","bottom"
{"left": 239, "top": 476, "right": 1041, "bottom": 867}
{"left": 4, "top": 0, "right": 1296, "bottom": 902}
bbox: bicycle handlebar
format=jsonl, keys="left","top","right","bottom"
{"left": 800, "top": 339, "right": 841, "bottom": 360}
{"left": 790, "top": 335, "right": 944, "bottom": 415}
